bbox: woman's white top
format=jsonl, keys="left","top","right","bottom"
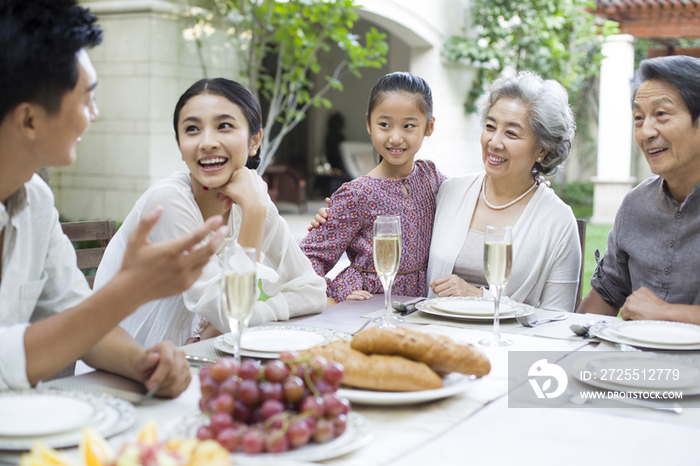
{"left": 94, "top": 172, "right": 326, "bottom": 348}
{"left": 427, "top": 171, "right": 581, "bottom": 312}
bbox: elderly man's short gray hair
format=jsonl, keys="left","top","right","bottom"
{"left": 479, "top": 71, "right": 575, "bottom": 176}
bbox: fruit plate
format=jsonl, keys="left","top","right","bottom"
{"left": 337, "top": 372, "right": 479, "bottom": 406}
{"left": 175, "top": 411, "right": 371, "bottom": 463}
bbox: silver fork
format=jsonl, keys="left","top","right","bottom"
{"left": 351, "top": 319, "right": 371, "bottom": 336}
{"left": 134, "top": 385, "right": 159, "bottom": 406}
{"left": 515, "top": 312, "right": 568, "bottom": 327}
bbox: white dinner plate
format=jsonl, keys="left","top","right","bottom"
{"left": 175, "top": 411, "right": 371, "bottom": 463}
{"left": 0, "top": 392, "right": 98, "bottom": 437}
{"left": 214, "top": 324, "right": 351, "bottom": 359}
{"left": 432, "top": 300, "right": 515, "bottom": 316}
{"left": 0, "top": 392, "right": 135, "bottom": 450}
{"left": 337, "top": 373, "right": 478, "bottom": 405}
{"left": 589, "top": 324, "right": 700, "bottom": 351}
{"left": 608, "top": 320, "right": 700, "bottom": 346}
{"left": 416, "top": 297, "right": 532, "bottom": 321}
{"left": 571, "top": 353, "right": 700, "bottom": 394}
{"left": 241, "top": 329, "right": 327, "bottom": 352}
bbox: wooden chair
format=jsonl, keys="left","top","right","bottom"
{"left": 263, "top": 164, "right": 308, "bottom": 214}
{"left": 575, "top": 219, "right": 587, "bottom": 309}
{"left": 45, "top": 220, "right": 116, "bottom": 380}
{"left": 61, "top": 220, "right": 117, "bottom": 289}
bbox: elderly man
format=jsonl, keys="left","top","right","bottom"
{"left": 0, "top": 0, "right": 225, "bottom": 394}
{"left": 578, "top": 55, "right": 700, "bottom": 324}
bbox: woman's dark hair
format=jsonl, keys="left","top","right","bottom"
{"left": 173, "top": 78, "right": 263, "bottom": 170}
{"left": 365, "top": 72, "right": 433, "bottom": 163}
{"left": 0, "top": 0, "right": 103, "bottom": 121}
{"left": 632, "top": 55, "right": 700, "bottom": 127}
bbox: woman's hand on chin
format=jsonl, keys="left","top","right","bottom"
{"left": 214, "top": 167, "right": 267, "bottom": 213}
{"left": 429, "top": 274, "right": 483, "bottom": 297}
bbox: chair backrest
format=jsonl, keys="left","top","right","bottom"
{"left": 61, "top": 220, "right": 117, "bottom": 289}
{"left": 339, "top": 141, "right": 375, "bottom": 179}
{"left": 575, "top": 219, "right": 587, "bottom": 309}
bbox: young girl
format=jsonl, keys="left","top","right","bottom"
{"left": 301, "top": 72, "right": 446, "bottom": 304}
{"left": 95, "top": 78, "right": 326, "bottom": 348}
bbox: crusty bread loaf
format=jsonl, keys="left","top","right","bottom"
{"left": 301, "top": 339, "right": 443, "bottom": 391}
{"left": 350, "top": 327, "right": 490, "bottom": 377}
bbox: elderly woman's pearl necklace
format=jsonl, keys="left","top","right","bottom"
{"left": 481, "top": 176, "right": 537, "bottom": 210}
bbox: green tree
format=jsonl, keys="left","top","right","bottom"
{"left": 191, "top": 0, "right": 388, "bottom": 174}
{"left": 443, "top": 0, "right": 618, "bottom": 121}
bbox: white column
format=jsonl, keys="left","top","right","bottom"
{"left": 591, "top": 34, "right": 636, "bottom": 225}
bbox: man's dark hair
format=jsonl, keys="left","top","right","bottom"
{"left": 0, "top": 0, "right": 103, "bottom": 121}
{"left": 632, "top": 55, "right": 700, "bottom": 126}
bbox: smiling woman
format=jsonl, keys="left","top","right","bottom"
{"left": 93, "top": 78, "right": 326, "bottom": 348}
{"left": 427, "top": 71, "right": 582, "bottom": 314}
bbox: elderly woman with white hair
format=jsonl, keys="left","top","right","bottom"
{"left": 427, "top": 71, "right": 581, "bottom": 312}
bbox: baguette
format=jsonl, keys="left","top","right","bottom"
{"left": 351, "top": 327, "right": 490, "bottom": 377}
{"left": 301, "top": 339, "right": 443, "bottom": 391}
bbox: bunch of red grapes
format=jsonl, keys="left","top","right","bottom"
{"left": 196, "top": 351, "right": 351, "bottom": 454}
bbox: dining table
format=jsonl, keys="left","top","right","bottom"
{"left": 8, "top": 296, "right": 700, "bottom": 466}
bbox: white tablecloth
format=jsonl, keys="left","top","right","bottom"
{"left": 7, "top": 296, "right": 699, "bottom": 466}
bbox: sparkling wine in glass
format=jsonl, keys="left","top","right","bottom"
{"left": 372, "top": 215, "right": 403, "bottom": 329}
{"left": 221, "top": 244, "right": 257, "bottom": 361}
{"left": 480, "top": 225, "right": 513, "bottom": 347}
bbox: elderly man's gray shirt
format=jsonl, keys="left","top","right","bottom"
{"left": 591, "top": 176, "right": 700, "bottom": 308}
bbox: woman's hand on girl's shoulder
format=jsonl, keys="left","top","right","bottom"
{"left": 307, "top": 197, "right": 331, "bottom": 231}
{"left": 214, "top": 167, "right": 267, "bottom": 212}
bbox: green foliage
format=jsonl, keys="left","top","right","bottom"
{"left": 443, "top": 0, "right": 618, "bottom": 118}
{"left": 571, "top": 204, "right": 592, "bottom": 220}
{"left": 196, "top": 0, "right": 388, "bottom": 173}
{"left": 582, "top": 222, "right": 612, "bottom": 297}
{"left": 553, "top": 181, "right": 594, "bottom": 206}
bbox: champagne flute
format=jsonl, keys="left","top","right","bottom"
{"left": 372, "top": 215, "right": 403, "bottom": 329}
{"left": 221, "top": 244, "right": 257, "bottom": 361}
{"left": 479, "top": 225, "right": 513, "bottom": 347}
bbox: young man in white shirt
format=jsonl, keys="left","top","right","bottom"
{"left": 0, "top": 0, "right": 225, "bottom": 395}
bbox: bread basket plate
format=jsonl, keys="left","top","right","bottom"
{"left": 175, "top": 411, "right": 371, "bottom": 463}
{"left": 417, "top": 297, "right": 532, "bottom": 321}
{"left": 337, "top": 373, "right": 478, "bottom": 405}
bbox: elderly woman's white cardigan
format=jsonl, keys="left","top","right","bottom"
{"left": 427, "top": 171, "right": 581, "bottom": 312}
